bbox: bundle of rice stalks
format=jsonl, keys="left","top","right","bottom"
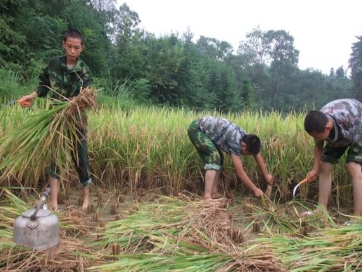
{"left": 0, "top": 87, "right": 98, "bottom": 186}
{"left": 182, "top": 198, "right": 240, "bottom": 250}
{"left": 257, "top": 218, "right": 362, "bottom": 271}
{"left": 233, "top": 196, "right": 331, "bottom": 237}
{"left": 90, "top": 195, "right": 286, "bottom": 271}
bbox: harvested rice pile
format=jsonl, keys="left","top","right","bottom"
{"left": 259, "top": 218, "right": 362, "bottom": 271}
{"left": 89, "top": 194, "right": 287, "bottom": 271}
{"left": 3, "top": 186, "right": 360, "bottom": 271}
{"left": 184, "top": 198, "right": 243, "bottom": 249}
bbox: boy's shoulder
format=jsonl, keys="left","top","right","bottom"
{"left": 322, "top": 99, "right": 362, "bottom": 129}
{"left": 74, "top": 57, "right": 91, "bottom": 73}
{"left": 322, "top": 99, "right": 362, "bottom": 115}
{"left": 323, "top": 99, "right": 362, "bottom": 109}
{"left": 46, "top": 56, "right": 66, "bottom": 70}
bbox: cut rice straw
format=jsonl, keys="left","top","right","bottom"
{"left": 89, "top": 195, "right": 286, "bottom": 271}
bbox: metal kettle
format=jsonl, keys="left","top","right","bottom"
{"left": 13, "top": 188, "right": 59, "bottom": 251}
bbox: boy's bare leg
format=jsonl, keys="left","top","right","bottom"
{"left": 204, "top": 170, "right": 217, "bottom": 200}
{"left": 49, "top": 176, "right": 59, "bottom": 211}
{"left": 347, "top": 162, "right": 362, "bottom": 216}
{"left": 81, "top": 186, "right": 90, "bottom": 212}
{"left": 211, "top": 171, "right": 222, "bottom": 199}
{"left": 300, "top": 161, "right": 332, "bottom": 218}
{"left": 317, "top": 162, "right": 333, "bottom": 213}
{"left": 300, "top": 162, "right": 331, "bottom": 217}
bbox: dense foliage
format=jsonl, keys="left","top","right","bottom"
{"left": 1, "top": 0, "right": 362, "bottom": 112}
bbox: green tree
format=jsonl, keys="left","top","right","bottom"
{"left": 335, "top": 66, "right": 345, "bottom": 78}
{"left": 0, "top": 0, "right": 27, "bottom": 67}
{"left": 266, "top": 30, "right": 299, "bottom": 109}
{"left": 145, "top": 34, "right": 185, "bottom": 105}
{"left": 21, "top": 15, "right": 67, "bottom": 59}
{"left": 109, "top": 3, "right": 145, "bottom": 83}
{"left": 239, "top": 78, "right": 256, "bottom": 110}
{"left": 237, "top": 27, "right": 268, "bottom": 85}
{"left": 177, "top": 30, "right": 214, "bottom": 110}
{"left": 237, "top": 28, "right": 300, "bottom": 111}
{"left": 113, "top": 3, "right": 141, "bottom": 44}
{"left": 349, "top": 35, "right": 362, "bottom": 100}
{"left": 196, "top": 36, "right": 234, "bottom": 62}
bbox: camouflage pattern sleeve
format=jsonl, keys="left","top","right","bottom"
{"left": 322, "top": 99, "right": 362, "bottom": 147}
{"left": 36, "top": 64, "right": 52, "bottom": 98}
{"left": 81, "top": 62, "right": 92, "bottom": 88}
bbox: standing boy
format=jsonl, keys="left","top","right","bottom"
{"left": 20, "top": 29, "right": 92, "bottom": 211}
{"left": 304, "top": 98, "right": 362, "bottom": 216}
{"left": 187, "top": 116, "right": 273, "bottom": 200}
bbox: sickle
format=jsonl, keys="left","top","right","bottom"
{"left": 293, "top": 178, "right": 308, "bottom": 197}
{"left": 7, "top": 99, "right": 32, "bottom": 107}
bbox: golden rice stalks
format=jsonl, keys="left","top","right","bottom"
{"left": 66, "top": 87, "right": 98, "bottom": 112}
{"left": 0, "top": 87, "right": 98, "bottom": 184}
{"left": 257, "top": 219, "right": 362, "bottom": 271}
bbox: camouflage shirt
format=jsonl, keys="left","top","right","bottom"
{"left": 321, "top": 98, "right": 362, "bottom": 147}
{"left": 197, "top": 116, "right": 246, "bottom": 155}
{"left": 36, "top": 55, "right": 92, "bottom": 99}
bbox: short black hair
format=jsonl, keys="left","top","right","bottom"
{"left": 243, "top": 134, "right": 261, "bottom": 154}
{"left": 63, "top": 29, "right": 85, "bottom": 45}
{"left": 304, "top": 110, "right": 328, "bottom": 133}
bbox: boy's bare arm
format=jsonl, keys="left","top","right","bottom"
{"left": 232, "top": 154, "right": 263, "bottom": 197}
{"left": 254, "top": 153, "right": 273, "bottom": 185}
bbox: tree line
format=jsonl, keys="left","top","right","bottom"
{"left": 2, "top": 0, "right": 362, "bottom": 113}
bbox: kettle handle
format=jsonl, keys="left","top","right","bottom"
{"left": 30, "top": 187, "right": 51, "bottom": 221}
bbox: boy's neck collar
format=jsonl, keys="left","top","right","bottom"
{"left": 326, "top": 115, "right": 339, "bottom": 142}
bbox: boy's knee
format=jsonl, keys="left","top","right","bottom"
{"left": 80, "top": 178, "right": 92, "bottom": 186}
{"left": 49, "top": 168, "right": 60, "bottom": 179}
{"left": 346, "top": 162, "right": 362, "bottom": 179}
{"left": 204, "top": 164, "right": 221, "bottom": 170}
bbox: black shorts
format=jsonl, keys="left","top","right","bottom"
{"left": 322, "top": 143, "right": 362, "bottom": 164}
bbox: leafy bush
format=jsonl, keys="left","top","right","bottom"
{"left": 0, "top": 69, "right": 29, "bottom": 103}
